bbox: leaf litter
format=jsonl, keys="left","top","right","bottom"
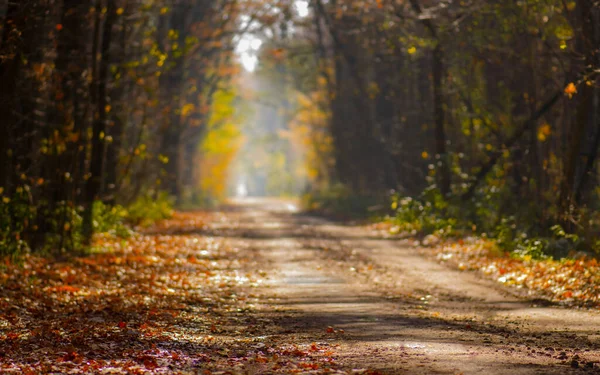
{"left": 0, "top": 211, "right": 379, "bottom": 374}
{"left": 370, "top": 221, "right": 600, "bottom": 309}
{"left": 426, "top": 237, "right": 600, "bottom": 308}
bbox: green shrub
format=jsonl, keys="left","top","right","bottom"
{"left": 92, "top": 201, "right": 131, "bottom": 238}
{"left": 391, "top": 187, "right": 458, "bottom": 237}
{"left": 0, "top": 188, "right": 83, "bottom": 256}
{"left": 0, "top": 187, "right": 35, "bottom": 257}
{"left": 0, "top": 187, "right": 175, "bottom": 258}
{"left": 126, "top": 191, "right": 174, "bottom": 226}
{"left": 513, "top": 238, "right": 549, "bottom": 260}
{"left": 389, "top": 187, "right": 595, "bottom": 260}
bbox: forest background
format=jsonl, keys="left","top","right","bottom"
{"left": 0, "top": 0, "right": 599, "bottom": 261}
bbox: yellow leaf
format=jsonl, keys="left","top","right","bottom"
{"left": 158, "top": 154, "right": 169, "bottom": 164}
{"left": 560, "top": 40, "right": 567, "bottom": 50}
{"left": 116, "top": 7, "right": 124, "bottom": 15}
{"left": 367, "top": 82, "right": 379, "bottom": 99}
{"left": 181, "top": 103, "right": 195, "bottom": 118}
{"left": 564, "top": 82, "right": 577, "bottom": 98}
{"left": 537, "top": 123, "right": 552, "bottom": 142}
{"left": 407, "top": 46, "right": 417, "bottom": 54}
{"left": 421, "top": 151, "right": 429, "bottom": 159}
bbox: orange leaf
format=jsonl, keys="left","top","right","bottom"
{"left": 47, "top": 285, "right": 80, "bottom": 293}
{"left": 564, "top": 82, "right": 577, "bottom": 98}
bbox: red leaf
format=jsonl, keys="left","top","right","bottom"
{"left": 143, "top": 356, "right": 158, "bottom": 370}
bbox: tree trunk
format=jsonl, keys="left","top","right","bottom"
{"left": 407, "top": 0, "right": 450, "bottom": 196}
{"left": 0, "top": 3, "right": 23, "bottom": 191}
{"left": 573, "top": 6, "right": 600, "bottom": 205}
{"left": 557, "top": 0, "right": 598, "bottom": 228}
{"left": 83, "top": 0, "right": 117, "bottom": 241}
{"left": 157, "top": 3, "right": 189, "bottom": 200}
{"left": 104, "top": 0, "right": 130, "bottom": 205}
{"left": 558, "top": 85, "right": 593, "bottom": 228}
{"left": 160, "top": 125, "right": 182, "bottom": 198}
{"left": 432, "top": 45, "right": 451, "bottom": 196}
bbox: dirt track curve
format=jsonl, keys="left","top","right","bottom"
{"left": 210, "top": 198, "right": 600, "bottom": 374}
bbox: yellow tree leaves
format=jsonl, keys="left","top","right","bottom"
{"left": 537, "top": 123, "right": 552, "bottom": 142}
{"left": 180, "top": 103, "right": 195, "bottom": 118}
{"left": 564, "top": 82, "right": 577, "bottom": 98}
{"left": 198, "top": 89, "right": 242, "bottom": 200}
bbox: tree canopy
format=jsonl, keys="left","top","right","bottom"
{"left": 1, "top": 0, "right": 599, "bottom": 257}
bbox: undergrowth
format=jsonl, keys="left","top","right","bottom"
{"left": 126, "top": 191, "right": 174, "bottom": 226}
{"left": 388, "top": 187, "right": 597, "bottom": 261}
{"left": 0, "top": 190, "right": 174, "bottom": 257}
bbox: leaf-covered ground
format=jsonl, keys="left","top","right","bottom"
{"left": 432, "top": 237, "right": 600, "bottom": 308}
{"left": 0, "top": 211, "right": 376, "bottom": 374}
{"left": 371, "top": 223, "right": 600, "bottom": 309}
{"left": 3, "top": 203, "right": 600, "bottom": 374}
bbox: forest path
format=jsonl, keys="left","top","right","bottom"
{"left": 222, "top": 198, "right": 600, "bottom": 374}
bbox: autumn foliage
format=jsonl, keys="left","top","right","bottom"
{"left": 268, "top": 0, "right": 600, "bottom": 255}
{"left": 0, "top": 0, "right": 242, "bottom": 254}
{"left": 0, "top": 211, "right": 371, "bottom": 374}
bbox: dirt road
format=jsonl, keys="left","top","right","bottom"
{"left": 216, "top": 198, "right": 600, "bottom": 374}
